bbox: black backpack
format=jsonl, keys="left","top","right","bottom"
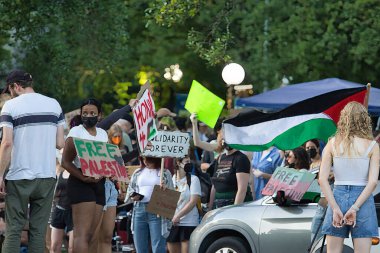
{"left": 185, "top": 162, "right": 212, "bottom": 204}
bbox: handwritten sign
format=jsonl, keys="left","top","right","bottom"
{"left": 143, "top": 131, "right": 190, "bottom": 158}
{"left": 146, "top": 185, "right": 180, "bottom": 219}
{"left": 132, "top": 89, "right": 157, "bottom": 152}
{"left": 262, "top": 167, "right": 316, "bottom": 201}
{"left": 185, "top": 80, "right": 225, "bottom": 128}
{"left": 73, "top": 138, "right": 129, "bottom": 182}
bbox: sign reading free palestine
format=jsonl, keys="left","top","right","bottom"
{"left": 262, "top": 167, "right": 316, "bottom": 201}
{"left": 73, "top": 138, "right": 129, "bottom": 183}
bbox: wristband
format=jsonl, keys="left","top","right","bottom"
{"left": 351, "top": 204, "right": 360, "bottom": 212}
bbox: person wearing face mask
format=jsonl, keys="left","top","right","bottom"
{"left": 167, "top": 157, "right": 201, "bottom": 253}
{"left": 62, "top": 98, "right": 108, "bottom": 253}
{"left": 305, "top": 139, "right": 322, "bottom": 171}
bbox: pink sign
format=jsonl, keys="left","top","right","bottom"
{"left": 262, "top": 167, "right": 316, "bottom": 201}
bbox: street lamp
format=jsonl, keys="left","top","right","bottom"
{"left": 164, "top": 64, "right": 183, "bottom": 83}
{"left": 222, "top": 63, "right": 245, "bottom": 109}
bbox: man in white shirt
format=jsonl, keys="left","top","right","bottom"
{"left": 0, "top": 70, "right": 65, "bottom": 253}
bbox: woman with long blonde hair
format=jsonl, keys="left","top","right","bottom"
{"left": 319, "top": 102, "right": 379, "bottom": 253}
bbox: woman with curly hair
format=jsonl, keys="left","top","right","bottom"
{"left": 319, "top": 102, "right": 379, "bottom": 253}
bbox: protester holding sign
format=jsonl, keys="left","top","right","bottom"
{"left": 167, "top": 156, "right": 201, "bottom": 253}
{"left": 251, "top": 147, "right": 283, "bottom": 200}
{"left": 89, "top": 124, "right": 125, "bottom": 253}
{"left": 320, "top": 102, "right": 379, "bottom": 253}
{"left": 62, "top": 98, "right": 108, "bottom": 253}
{"left": 126, "top": 156, "right": 174, "bottom": 253}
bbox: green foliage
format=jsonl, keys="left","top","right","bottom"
{"left": 147, "top": 0, "right": 380, "bottom": 91}
{"left": 2, "top": 0, "right": 380, "bottom": 116}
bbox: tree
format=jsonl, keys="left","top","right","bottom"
{"left": 147, "top": 0, "right": 380, "bottom": 90}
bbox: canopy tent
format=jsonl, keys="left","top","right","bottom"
{"left": 235, "top": 78, "right": 380, "bottom": 116}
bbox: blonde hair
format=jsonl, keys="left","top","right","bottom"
{"left": 108, "top": 124, "right": 124, "bottom": 149}
{"left": 334, "top": 102, "right": 373, "bottom": 155}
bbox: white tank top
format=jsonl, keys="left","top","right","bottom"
{"left": 333, "top": 139, "right": 377, "bottom": 186}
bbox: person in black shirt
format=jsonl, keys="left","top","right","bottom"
{"left": 209, "top": 141, "right": 252, "bottom": 209}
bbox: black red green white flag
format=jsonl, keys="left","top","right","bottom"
{"left": 224, "top": 87, "right": 367, "bottom": 151}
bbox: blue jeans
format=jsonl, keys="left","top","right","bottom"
{"left": 322, "top": 185, "right": 378, "bottom": 238}
{"left": 133, "top": 202, "right": 166, "bottom": 253}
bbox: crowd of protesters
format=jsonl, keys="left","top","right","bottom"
{"left": 0, "top": 70, "right": 379, "bottom": 253}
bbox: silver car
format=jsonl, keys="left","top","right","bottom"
{"left": 189, "top": 186, "right": 380, "bottom": 253}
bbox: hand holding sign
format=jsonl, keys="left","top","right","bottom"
{"left": 185, "top": 80, "right": 225, "bottom": 128}
{"left": 73, "top": 138, "right": 129, "bottom": 182}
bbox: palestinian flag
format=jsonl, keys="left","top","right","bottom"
{"left": 224, "top": 87, "right": 367, "bottom": 151}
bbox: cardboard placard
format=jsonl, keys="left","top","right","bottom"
{"left": 146, "top": 185, "right": 180, "bottom": 219}
{"left": 143, "top": 131, "right": 190, "bottom": 158}
{"left": 132, "top": 89, "right": 157, "bottom": 152}
{"left": 73, "top": 138, "right": 129, "bottom": 182}
{"left": 185, "top": 80, "right": 225, "bottom": 128}
{"left": 261, "top": 167, "right": 316, "bottom": 201}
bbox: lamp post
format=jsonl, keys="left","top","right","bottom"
{"left": 222, "top": 63, "right": 245, "bottom": 110}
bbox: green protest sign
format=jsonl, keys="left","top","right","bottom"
{"left": 73, "top": 137, "right": 129, "bottom": 183}
{"left": 185, "top": 80, "right": 225, "bottom": 128}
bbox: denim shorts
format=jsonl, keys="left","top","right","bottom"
{"left": 103, "top": 179, "right": 118, "bottom": 211}
{"left": 322, "top": 185, "right": 378, "bottom": 238}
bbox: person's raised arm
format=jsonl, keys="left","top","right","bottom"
{"left": 190, "top": 113, "right": 218, "bottom": 152}
{"left": 97, "top": 99, "right": 137, "bottom": 131}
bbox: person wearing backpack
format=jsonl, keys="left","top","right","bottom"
{"left": 167, "top": 156, "right": 201, "bottom": 253}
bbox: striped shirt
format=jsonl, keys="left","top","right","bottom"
{"left": 0, "top": 93, "right": 65, "bottom": 180}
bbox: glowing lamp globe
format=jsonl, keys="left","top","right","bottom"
{"left": 222, "top": 63, "right": 245, "bottom": 86}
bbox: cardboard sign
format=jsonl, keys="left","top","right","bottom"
{"left": 132, "top": 89, "right": 157, "bottom": 152}
{"left": 73, "top": 138, "right": 129, "bottom": 182}
{"left": 185, "top": 80, "right": 225, "bottom": 128}
{"left": 143, "top": 131, "right": 190, "bottom": 158}
{"left": 262, "top": 167, "right": 316, "bottom": 201}
{"left": 146, "top": 185, "right": 180, "bottom": 219}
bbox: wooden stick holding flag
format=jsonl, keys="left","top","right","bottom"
{"left": 364, "top": 83, "right": 371, "bottom": 110}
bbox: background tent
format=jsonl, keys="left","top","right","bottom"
{"left": 236, "top": 78, "right": 380, "bottom": 116}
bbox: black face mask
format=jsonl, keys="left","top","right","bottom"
{"left": 288, "top": 163, "right": 295, "bottom": 168}
{"left": 307, "top": 148, "right": 317, "bottom": 159}
{"left": 81, "top": 116, "right": 98, "bottom": 128}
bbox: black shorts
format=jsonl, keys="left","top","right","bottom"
{"left": 166, "top": 226, "right": 196, "bottom": 243}
{"left": 50, "top": 206, "right": 73, "bottom": 232}
{"left": 67, "top": 175, "right": 105, "bottom": 206}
